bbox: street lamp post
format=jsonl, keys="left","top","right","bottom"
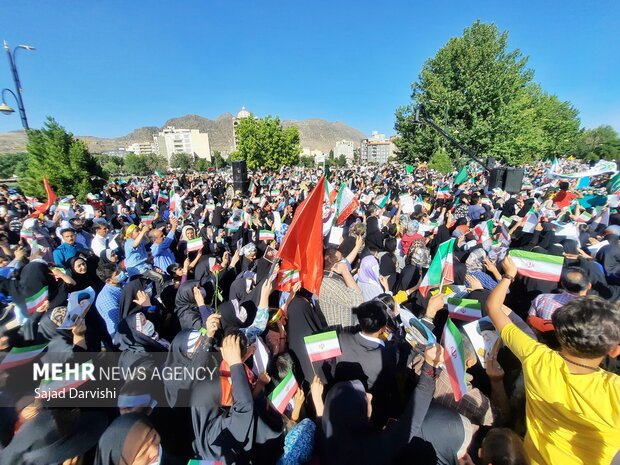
{"left": 2, "top": 40, "right": 35, "bottom": 130}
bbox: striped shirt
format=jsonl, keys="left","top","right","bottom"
{"left": 528, "top": 291, "right": 578, "bottom": 320}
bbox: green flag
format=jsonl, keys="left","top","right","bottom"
{"left": 325, "top": 165, "right": 331, "bottom": 181}
{"left": 453, "top": 166, "right": 468, "bottom": 185}
{"left": 405, "top": 164, "right": 414, "bottom": 174}
{"left": 607, "top": 172, "right": 620, "bottom": 194}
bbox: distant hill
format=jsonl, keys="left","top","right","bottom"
{"left": 0, "top": 113, "right": 367, "bottom": 155}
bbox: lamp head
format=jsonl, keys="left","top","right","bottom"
{"left": 0, "top": 102, "right": 15, "bottom": 115}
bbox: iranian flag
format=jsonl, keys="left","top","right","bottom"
{"left": 436, "top": 186, "right": 451, "bottom": 199}
{"left": 419, "top": 239, "right": 455, "bottom": 297}
{"left": 26, "top": 286, "right": 48, "bottom": 314}
{"left": 157, "top": 192, "right": 168, "bottom": 204}
{"left": 442, "top": 317, "right": 467, "bottom": 401}
{"left": 275, "top": 269, "right": 301, "bottom": 292}
{"left": 521, "top": 210, "right": 538, "bottom": 234}
{"left": 249, "top": 181, "right": 257, "bottom": 197}
{"left": 188, "top": 460, "right": 223, "bottom": 465}
{"left": 140, "top": 214, "right": 155, "bottom": 224}
{"left": 474, "top": 220, "right": 493, "bottom": 244}
{"left": 376, "top": 192, "right": 391, "bottom": 208}
{"left": 509, "top": 250, "right": 564, "bottom": 282}
{"left": 576, "top": 211, "right": 592, "bottom": 223}
{"left": 304, "top": 330, "right": 342, "bottom": 362}
{"left": 259, "top": 230, "right": 275, "bottom": 241}
{"left": 447, "top": 298, "right": 482, "bottom": 322}
{"left": 324, "top": 179, "right": 338, "bottom": 203}
{"left": 0, "top": 343, "right": 47, "bottom": 370}
{"left": 334, "top": 183, "right": 360, "bottom": 225}
{"left": 268, "top": 370, "right": 299, "bottom": 414}
{"left": 186, "top": 238, "right": 204, "bottom": 253}
{"left": 500, "top": 216, "right": 513, "bottom": 227}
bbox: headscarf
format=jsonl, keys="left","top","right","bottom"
{"left": 114, "top": 312, "right": 170, "bottom": 353}
{"left": 94, "top": 413, "right": 158, "bottom": 465}
{"left": 465, "top": 248, "right": 486, "bottom": 273}
{"left": 175, "top": 280, "right": 214, "bottom": 330}
{"left": 357, "top": 255, "right": 381, "bottom": 286}
{"left": 180, "top": 225, "right": 195, "bottom": 241}
{"left": 219, "top": 299, "right": 258, "bottom": 335}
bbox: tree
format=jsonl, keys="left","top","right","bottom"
{"left": 0, "top": 153, "right": 28, "bottom": 179}
{"left": 19, "top": 117, "right": 105, "bottom": 201}
{"left": 234, "top": 115, "right": 301, "bottom": 170}
{"left": 124, "top": 153, "right": 149, "bottom": 175}
{"left": 575, "top": 125, "right": 620, "bottom": 161}
{"left": 395, "top": 20, "right": 581, "bottom": 165}
{"left": 169, "top": 152, "right": 194, "bottom": 172}
{"left": 298, "top": 155, "right": 315, "bottom": 168}
{"left": 195, "top": 158, "right": 211, "bottom": 171}
{"left": 428, "top": 147, "right": 454, "bottom": 173}
{"left": 145, "top": 153, "right": 168, "bottom": 173}
{"left": 211, "top": 150, "right": 228, "bottom": 169}
{"left": 336, "top": 154, "right": 347, "bottom": 167}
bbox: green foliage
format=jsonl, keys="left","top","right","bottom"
{"left": 212, "top": 151, "right": 228, "bottom": 169}
{"left": 124, "top": 153, "right": 149, "bottom": 175}
{"left": 19, "top": 117, "right": 105, "bottom": 201}
{"left": 145, "top": 153, "right": 168, "bottom": 173}
{"left": 169, "top": 152, "right": 194, "bottom": 172}
{"left": 234, "top": 115, "right": 301, "bottom": 170}
{"left": 575, "top": 125, "right": 620, "bottom": 161}
{"left": 298, "top": 155, "right": 315, "bottom": 167}
{"left": 0, "top": 153, "right": 28, "bottom": 179}
{"left": 395, "top": 20, "right": 581, "bottom": 165}
{"left": 428, "top": 148, "right": 454, "bottom": 173}
{"left": 195, "top": 157, "right": 211, "bottom": 171}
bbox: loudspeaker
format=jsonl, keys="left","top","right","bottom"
{"left": 232, "top": 160, "right": 249, "bottom": 194}
{"left": 503, "top": 168, "right": 524, "bottom": 194}
{"left": 488, "top": 168, "right": 506, "bottom": 190}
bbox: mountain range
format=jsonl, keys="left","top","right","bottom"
{"left": 0, "top": 113, "right": 368, "bottom": 155}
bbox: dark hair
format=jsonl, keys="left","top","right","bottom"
{"left": 366, "top": 204, "right": 379, "bottom": 216}
{"left": 384, "top": 237, "right": 397, "bottom": 254}
{"left": 96, "top": 262, "right": 118, "bottom": 282}
{"left": 269, "top": 352, "right": 294, "bottom": 383}
{"left": 60, "top": 228, "right": 75, "bottom": 236}
{"left": 551, "top": 296, "right": 620, "bottom": 358}
{"left": 353, "top": 301, "right": 388, "bottom": 333}
{"left": 560, "top": 267, "right": 589, "bottom": 293}
{"left": 481, "top": 428, "right": 529, "bottom": 465}
{"left": 167, "top": 263, "right": 182, "bottom": 276}
{"left": 324, "top": 248, "right": 341, "bottom": 271}
{"left": 559, "top": 181, "right": 569, "bottom": 191}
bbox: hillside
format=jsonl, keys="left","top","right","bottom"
{"left": 0, "top": 113, "right": 367, "bottom": 155}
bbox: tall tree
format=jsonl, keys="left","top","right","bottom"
{"left": 19, "top": 117, "right": 105, "bottom": 201}
{"left": 575, "top": 125, "right": 620, "bottom": 161}
{"left": 169, "top": 152, "right": 194, "bottom": 172}
{"left": 395, "top": 20, "right": 581, "bottom": 165}
{"left": 234, "top": 115, "right": 301, "bottom": 170}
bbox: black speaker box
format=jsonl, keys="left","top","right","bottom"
{"left": 488, "top": 168, "right": 506, "bottom": 190}
{"left": 504, "top": 168, "right": 524, "bottom": 193}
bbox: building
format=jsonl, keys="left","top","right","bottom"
{"left": 125, "top": 142, "right": 156, "bottom": 156}
{"left": 360, "top": 131, "right": 391, "bottom": 165}
{"left": 102, "top": 148, "right": 127, "bottom": 157}
{"left": 334, "top": 140, "right": 355, "bottom": 163}
{"left": 153, "top": 127, "right": 211, "bottom": 162}
{"left": 232, "top": 106, "right": 252, "bottom": 151}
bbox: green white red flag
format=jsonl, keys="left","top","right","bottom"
{"left": 334, "top": 183, "right": 360, "bottom": 225}
{"left": 26, "top": 286, "right": 48, "bottom": 314}
{"left": 447, "top": 298, "right": 482, "bottom": 322}
{"left": 268, "top": 370, "right": 299, "bottom": 414}
{"left": 304, "top": 330, "right": 341, "bottom": 362}
{"left": 508, "top": 249, "right": 564, "bottom": 282}
{"left": 442, "top": 317, "right": 467, "bottom": 401}
{"left": 419, "top": 239, "right": 455, "bottom": 297}
{"left": 0, "top": 343, "right": 47, "bottom": 370}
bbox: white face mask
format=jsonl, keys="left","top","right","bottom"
{"left": 147, "top": 444, "right": 162, "bottom": 465}
{"left": 142, "top": 320, "right": 156, "bottom": 337}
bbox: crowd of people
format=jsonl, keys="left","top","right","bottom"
{"left": 0, "top": 157, "right": 618, "bottom": 465}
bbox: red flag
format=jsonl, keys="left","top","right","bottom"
{"left": 31, "top": 177, "right": 57, "bottom": 217}
{"left": 277, "top": 176, "right": 325, "bottom": 295}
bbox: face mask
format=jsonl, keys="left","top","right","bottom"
{"left": 116, "top": 271, "right": 128, "bottom": 284}
{"left": 142, "top": 320, "right": 156, "bottom": 337}
{"left": 147, "top": 444, "right": 162, "bottom": 465}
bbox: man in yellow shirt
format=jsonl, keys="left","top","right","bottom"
{"left": 486, "top": 257, "right": 620, "bottom": 465}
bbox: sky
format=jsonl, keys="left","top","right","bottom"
{"left": 1, "top": 0, "right": 619, "bottom": 139}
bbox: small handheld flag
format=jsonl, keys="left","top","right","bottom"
{"left": 259, "top": 230, "right": 275, "bottom": 241}
{"left": 508, "top": 250, "right": 564, "bottom": 282}
{"left": 26, "top": 286, "right": 48, "bottom": 314}
{"left": 0, "top": 343, "right": 47, "bottom": 370}
{"left": 186, "top": 238, "right": 204, "bottom": 253}
{"left": 268, "top": 370, "right": 299, "bottom": 414}
{"left": 447, "top": 298, "right": 482, "bottom": 322}
{"left": 442, "top": 318, "right": 467, "bottom": 401}
{"left": 304, "top": 330, "right": 342, "bottom": 363}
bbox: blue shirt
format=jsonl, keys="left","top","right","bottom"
{"left": 53, "top": 242, "right": 85, "bottom": 268}
{"left": 95, "top": 284, "right": 122, "bottom": 337}
{"left": 151, "top": 230, "right": 176, "bottom": 273}
{"left": 467, "top": 204, "right": 486, "bottom": 221}
{"left": 124, "top": 238, "right": 150, "bottom": 276}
